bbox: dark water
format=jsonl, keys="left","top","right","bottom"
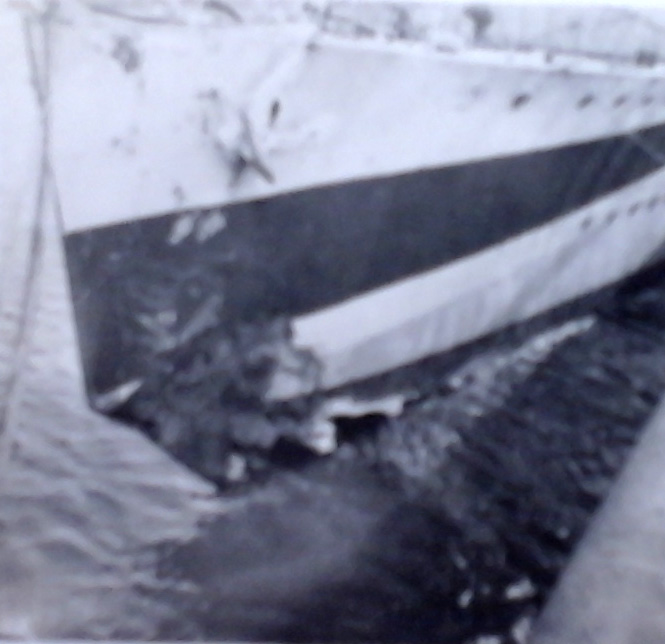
{"left": 136, "top": 261, "right": 665, "bottom": 643}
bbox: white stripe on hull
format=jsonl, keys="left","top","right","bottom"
{"left": 269, "top": 166, "right": 665, "bottom": 399}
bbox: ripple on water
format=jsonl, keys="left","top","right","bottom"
{"left": 0, "top": 220, "right": 222, "bottom": 638}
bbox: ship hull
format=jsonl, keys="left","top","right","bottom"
{"left": 285, "top": 165, "right": 665, "bottom": 395}
{"left": 64, "top": 127, "right": 665, "bottom": 400}
{"left": 50, "top": 17, "right": 665, "bottom": 400}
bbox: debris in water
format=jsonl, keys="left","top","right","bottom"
{"left": 473, "top": 636, "right": 502, "bottom": 644}
{"left": 504, "top": 577, "right": 536, "bottom": 601}
{"left": 458, "top": 588, "right": 474, "bottom": 608}
{"left": 224, "top": 453, "right": 248, "bottom": 483}
{"left": 300, "top": 416, "right": 337, "bottom": 455}
{"left": 91, "top": 379, "right": 143, "bottom": 413}
{"left": 511, "top": 611, "right": 535, "bottom": 644}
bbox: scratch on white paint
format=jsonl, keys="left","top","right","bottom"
{"left": 167, "top": 212, "right": 196, "bottom": 245}
{"left": 195, "top": 210, "right": 227, "bottom": 242}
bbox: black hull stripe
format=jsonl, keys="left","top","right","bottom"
{"left": 65, "top": 121, "right": 665, "bottom": 393}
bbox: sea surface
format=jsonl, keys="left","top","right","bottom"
{"left": 0, "top": 214, "right": 223, "bottom": 640}
{"left": 3, "top": 207, "right": 665, "bottom": 642}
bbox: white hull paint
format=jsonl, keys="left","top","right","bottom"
{"left": 37, "top": 6, "right": 665, "bottom": 398}
{"left": 270, "top": 165, "right": 665, "bottom": 398}
{"left": 50, "top": 14, "right": 665, "bottom": 232}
